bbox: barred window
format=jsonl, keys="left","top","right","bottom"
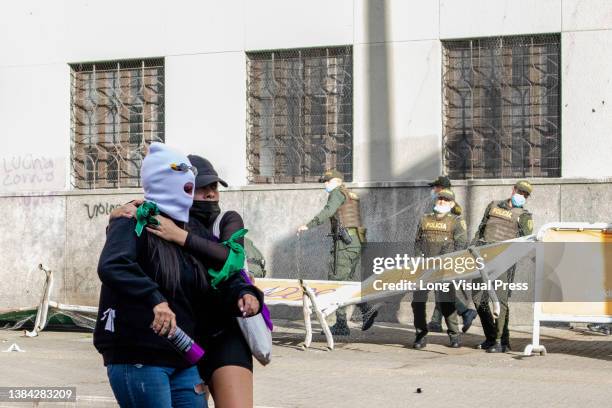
{"left": 246, "top": 47, "right": 353, "bottom": 183}
{"left": 70, "top": 58, "right": 165, "bottom": 189}
{"left": 442, "top": 35, "right": 561, "bottom": 179}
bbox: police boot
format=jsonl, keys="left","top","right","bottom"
{"left": 501, "top": 340, "right": 511, "bottom": 352}
{"left": 360, "top": 306, "right": 378, "bottom": 331}
{"left": 485, "top": 341, "right": 503, "bottom": 353}
{"left": 413, "top": 330, "right": 428, "bottom": 349}
{"left": 328, "top": 317, "right": 350, "bottom": 336}
{"left": 475, "top": 339, "right": 496, "bottom": 350}
{"left": 329, "top": 324, "right": 350, "bottom": 336}
{"left": 461, "top": 309, "right": 478, "bottom": 333}
{"left": 449, "top": 334, "right": 461, "bottom": 348}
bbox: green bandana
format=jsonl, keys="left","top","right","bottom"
{"left": 135, "top": 201, "right": 161, "bottom": 237}
{"left": 208, "top": 228, "right": 248, "bottom": 289}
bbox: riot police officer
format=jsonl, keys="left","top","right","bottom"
{"left": 412, "top": 189, "right": 467, "bottom": 349}
{"left": 426, "top": 176, "right": 477, "bottom": 334}
{"left": 298, "top": 169, "right": 376, "bottom": 335}
{"left": 427, "top": 176, "right": 463, "bottom": 216}
{"left": 472, "top": 180, "right": 534, "bottom": 353}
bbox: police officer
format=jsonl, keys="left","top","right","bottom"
{"left": 412, "top": 188, "right": 467, "bottom": 349}
{"left": 426, "top": 176, "right": 477, "bottom": 334}
{"left": 427, "top": 176, "right": 463, "bottom": 216}
{"left": 244, "top": 237, "right": 266, "bottom": 278}
{"left": 472, "top": 180, "right": 533, "bottom": 353}
{"left": 298, "top": 169, "right": 377, "bottom": 336}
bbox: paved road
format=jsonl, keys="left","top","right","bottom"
{"left": 0, "top": 321, "right": 610, "bottom": 407}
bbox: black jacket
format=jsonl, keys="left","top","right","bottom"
{"left": 184, "top": 211, "right": 264, "bottom": 345}
{"left": 94, "top": 217, "right": 208, "bottom": 368}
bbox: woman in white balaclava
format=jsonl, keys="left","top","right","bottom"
{"left": 94, "top": 142, "right": 210, "bottom": 408}
{"left": 108, "top": 152, "right": 265, "bottom": 408}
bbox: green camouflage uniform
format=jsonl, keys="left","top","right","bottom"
{"left": 306, "top": 186, "right": 366, "bottom": 323}
{"left": 472, "top": 199, "right": 533, "bottom": 343}
{"left": 412, "top": 211, "right": 468, "bottom": 336}
{"left": 244, "top": 237, "right": 266, "bottom": 278}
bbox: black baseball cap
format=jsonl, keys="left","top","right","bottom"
{"left": 188, "top": 155, "right": 228, "bottom": 188}
{"left": 428, "top": 175, "right": 451, "bottom": 188}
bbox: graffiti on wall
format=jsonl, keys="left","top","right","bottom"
{"left": 1, "top": 155, "right": 64, "bottom": 191}
{"left": 84, "top": 202, "right": 122, "bottom": 220}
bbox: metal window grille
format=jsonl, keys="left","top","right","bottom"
{"left": 70, "top": 58, "right": 165, "bottom": 189}
{"left": 246, "top": 47, "right": 353, "bottom": 183}
{"left": 442, "top": 35, "right": 561, "bottom": 179}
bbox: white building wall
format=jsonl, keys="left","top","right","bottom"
{"left": 560, "top": 0, "right": 612, "bottom": 177}
{"left": 353, "top": 40, "right": 443, "bottom": 182}
{"left": 1, "top": 0, "right": 611, "bottom": 194}
{"left": 0, "top": 0, "right": 245, "bottom": 65}
{"left": 352, "top": 0, "right": 442, "bottom": 182}
{"left": 562, "top": 0, "right": 612, "bottom": 32}
{"left": 0, "top": 63, "right": 70, "bottom": 191}
{"left": 561, "top": 30, "right": 612, "bottom": 178}
{"left": 165, "top": 52, "right": 248, "bottom": 187}
{"left": 244, "top": 0, "right": 354, "bottom": 51}
{"left": 354, "top": 0, "right": 439, "bottom": 43}
{"left": 439, "top": 0, "right": 562, "bottom": 39}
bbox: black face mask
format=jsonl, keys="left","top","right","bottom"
{"left": 190, "top": 200, "right": 221, "bottom": 225}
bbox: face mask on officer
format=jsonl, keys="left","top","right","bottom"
{"left": 511, "top": 188, "right": 528, "bottom": 208}
{"left": 325, "top": 178, "right": 341, "bottom": 193}
{"left": 434, "top": 198, "right": 454, "bottom": 214}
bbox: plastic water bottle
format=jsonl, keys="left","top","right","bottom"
{"left": 167, "top": 327, "right": 205, "bottom": 364}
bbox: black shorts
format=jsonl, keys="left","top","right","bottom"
{"left": 197, "top": 322, "right": 253, "bottom": 383}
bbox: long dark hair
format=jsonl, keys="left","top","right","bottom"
{"left": 146, "top": 226, "right": 208, "bottom": 295}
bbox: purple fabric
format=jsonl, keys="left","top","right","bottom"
{"left": 240, "top": 269, "right": 273, "bottom": 331}
{"left": 184, "top": 342, "right": 205, "bottom": 365}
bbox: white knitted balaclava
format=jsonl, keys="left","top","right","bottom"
{"left": 140, "top": 142, "right": 195, "bottom": 222}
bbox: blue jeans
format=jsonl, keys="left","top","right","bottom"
{"left": 107, "top": 364, "right": 206, "bottom": 408}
